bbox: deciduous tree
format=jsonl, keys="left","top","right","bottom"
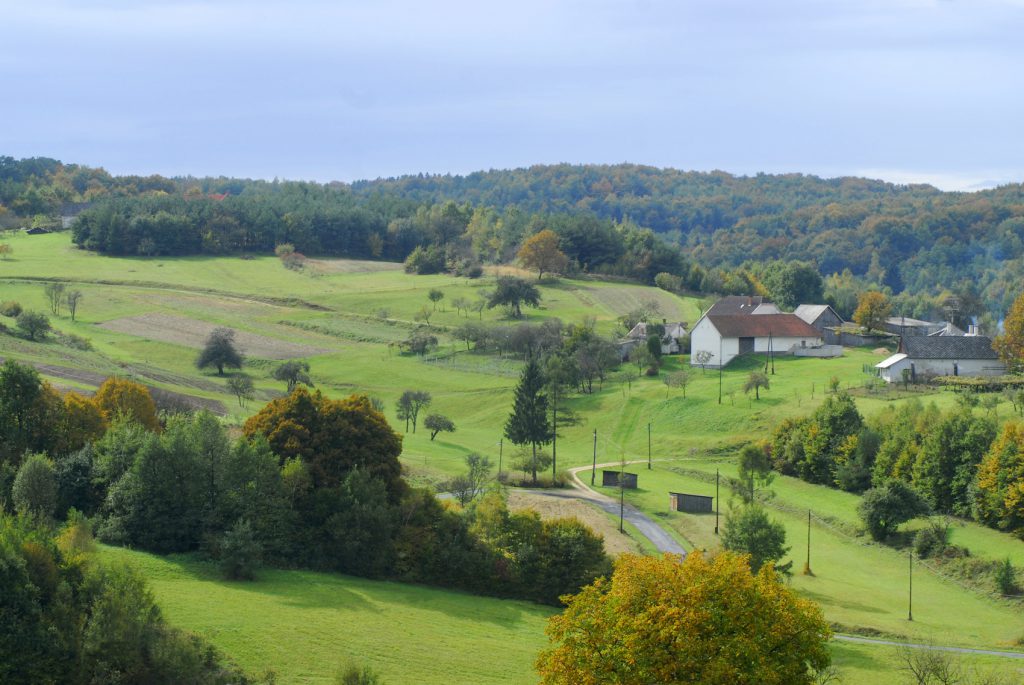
{"left": 16, "top": 310, "right": 50, "bottom": 340}
{"left": 852, "top": 291, "right": 891, "bottom": 333}
{"left": 858, "top": 480, "right": 929, "bottom": 541}
{"left": 273, "top": 360, "right": 312, "bottom": 391}
{"left": 518, "top": 229, "right": 568, "bottom": 279}
{"left": 536, "top": 552, "right": 832, "bottom": 685}
{"left": 244, "top": 388, "right": 404, "bottom": 496}
{"left": 396, "top": 390, "right": 431, "bottom": 433}
{"left": 488, "top": 276, "right": 541, "bottom": 319}
{"left": 994, "top": 291, "right": 1024, "bottom": 373}
{"left": 196, "top": 327, "right": 243, "bottom": 375}
{"left": 65, "top": 290, "right": 83, "bottom": 321}
{"left": 92, "top": 377, "right": 160, "bottom": 431}
{"left": 226, "top": 373, "right": 255, "bottom": 407}
{"left": 44, "top": 282, "right": 66, "bottom": 316}
{"left": 424, "top": 414, "right": 455, "bottom": 441}
{"left": 722, "top": 505, "right": 789, "bottom": 573}
{"left": 744, "top": 371, "right": 770, "bottom": 400}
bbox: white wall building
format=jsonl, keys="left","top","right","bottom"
{"left": 690, "top": 312, "right": 823, "bottom": 368}
{"left": 875, "top": 336, "right": 1006, "bottom": 382}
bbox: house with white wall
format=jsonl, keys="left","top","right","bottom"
{"left": 690, "top": 312, "right": 823, "bottom": 368}
{"left": 875, "top": 336, "right": 1005, "bottom": 383}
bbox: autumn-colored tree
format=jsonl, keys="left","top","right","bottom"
{"left": 994, "top": 292, "right": 1024, "bottom": 374}
{"left": 59, "top": 391, "right": 107, "bottom": 453}
{"left": 976, "top": 422, "right": 1024, "bottom": 532}
{"left": 91, "top": 377, "right": 160, "bottom": 431}
{"left": 852, "top": 291, "right": 891, "bottom": 333}
{"left": 536, "top": 552, "right": 832, "bottom": 685}
{"left": 243, "top": 387, "right": 404, "bottom": 497}
{"left": 518, "top": 230, "right": 569, "bottom": 280}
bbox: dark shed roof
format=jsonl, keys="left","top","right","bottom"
{"left": 706, "top": 296, "right": 772, "bottom": 315}
{"left": 899, "top": 335, "right": 999, "bottom": 360}
{"left": 708, "top": 313, "right": 821, "bottom": 338}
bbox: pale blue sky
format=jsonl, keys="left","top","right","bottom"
{"left": 2, "top": 0, "right": 1021, "bottom": 189}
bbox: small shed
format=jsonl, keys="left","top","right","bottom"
{"left": 602, "top": 470, "right": 638, "bottom": 489}
{"left": 670, "top": 492, "right": 713, "bottom": 513}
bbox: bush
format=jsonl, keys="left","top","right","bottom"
{"left": 0, "top": 300, "right": 22, "bottom": 317}
{"left": 15, "top": 310, "right": 51, "bottom": 340}
{"left": 913, "top": 519, "right": 949, "bottom": 558}
{"left": 995, "top": 558, "right": 1018, "bottom": 595}
{"left": 220, "top": 519, "right": 263, "bottom": 580}
{"left": 858, "top": 481, "right": 929, "bottom": 542}
{"left": 403, "top": 245, "right": 446, "bottom": 274}
{"left": 335, "top": 663, "right": 383, "bottom": 685}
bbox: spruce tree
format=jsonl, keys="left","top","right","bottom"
{"left": 505, "top": 359, "right": 553, "bottom": 484}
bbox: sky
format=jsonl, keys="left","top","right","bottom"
{"left": 1, "top": 0, "right": 1022, "bottom": 190}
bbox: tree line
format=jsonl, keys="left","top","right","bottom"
{"left": 0, "top": 360, "right": 610, "bottom": 609}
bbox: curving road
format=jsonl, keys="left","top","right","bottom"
{"left": 524, "top": 460, "right": 687, "bottom": 556}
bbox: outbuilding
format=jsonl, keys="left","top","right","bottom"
{"left": 875, "top": 335, "right": 1006, "bottom": 383}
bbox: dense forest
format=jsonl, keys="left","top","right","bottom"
{"left": 4, "top": 156, "right": 1024, "bottom": 318}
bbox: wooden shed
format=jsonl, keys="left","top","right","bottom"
{"left": 670, "top": 492, "right": 713, "bottom": 513}
{"left": 602, "top": 470, "right": 638, "bottom": 489}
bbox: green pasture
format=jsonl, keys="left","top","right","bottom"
{"left": 99, "top": 546, "right": 552, "bottom": 685}
{"left": 594, "top": 462, "right": 1024, "bottom": 650}
{"left": 99, "top": 545, "right": 1024, "bottom": 685}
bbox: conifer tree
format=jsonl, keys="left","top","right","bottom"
{"left": 505, "top": 359, "right": 553, "bottom": 484}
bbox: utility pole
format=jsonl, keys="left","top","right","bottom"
{"left": 804, "top": 509, "right": 812, "bottom": 575}
{"left": 770, "top": 330, "right": 775, "bottom": 375}
{"left": 497, "top": 439, "right": 503, "bottom": 479}
{"left": 619, "top": 456, "right": 625, "bottom": 533}
{"left": 714, "top": 469, "right": 720, "bottom": 535}
{"left": 908, "top": 550, "right": 914, "bottom": 621}
{"left": 591, "top": 429, "right": 597, "bottom": 486}
{"left": 647, "top": 422, "right": 652, "bottom": 470}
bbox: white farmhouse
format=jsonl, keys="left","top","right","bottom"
{"left": 690, "top": 312, "right": 823, "bottom": 368}
{"left": 875, "top": 336, "right": 1005, "bottom": 383}
{"left": 624, "top": 320, "right": 688, "bottom": 355}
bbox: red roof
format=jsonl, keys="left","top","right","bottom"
{"left": 707, "top": 313, "right": 821, "bottom": 338}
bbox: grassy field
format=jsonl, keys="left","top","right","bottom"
{"left": 100, "top": 545, "right": 1024, "bottom": 685}
{"left": 99, "top": 546, "right": 553, "bottom": 684}
{"left": 6, "top": 231, "right": 1024, "bottom": 682}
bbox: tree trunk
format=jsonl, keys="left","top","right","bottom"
{"left": 531, "top": 442, "right": 538, "bottom": 485}
{"left": 217, "top": 363, "right": 224, "bottom": 375}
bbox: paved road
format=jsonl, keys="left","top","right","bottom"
{"left": 833, "top": 634, "right": 1024, "bottom": 659}
{"left": 525, "top": 461, "right": 687, "bottom": 556}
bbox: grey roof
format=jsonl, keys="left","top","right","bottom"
{"left": 928, "top": 322, "right": 966, "bottom": 337}
{"left": 886, "top": 316, "right": 935, "bottom": 328}
{"left": 793, "top": 304, "right": 840, "bottom": 324}
{"left": 706, "top": 296, "right": 772, "bottom": 316}
{"left": 899, "top": 335, "right": 999, "bottom": 360}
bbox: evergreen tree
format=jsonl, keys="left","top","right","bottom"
{"left": 504, "top": 359, "right": 553, "bottom": 484}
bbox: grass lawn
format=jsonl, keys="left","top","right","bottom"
{"left": 593, "top": 462, "right": 1024, "bottom": 650}
{"left": 99, "top": 545, "right": 553, "bottom": 685}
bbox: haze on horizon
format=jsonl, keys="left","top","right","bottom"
{"left": 2, "top": 0, "right": 1022, "bottom": 192}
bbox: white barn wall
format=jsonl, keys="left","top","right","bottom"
{"left": 879, "top": 357, "right": 1006, "bottom": 383}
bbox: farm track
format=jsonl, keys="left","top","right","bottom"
{"left": 548, "top": 461, "right": 688, "bottom": 556}
{"left": 0, "top": 276, "right": 332, "bottom": 311}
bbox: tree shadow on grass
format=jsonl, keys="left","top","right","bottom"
{"left": 151, "top": 551, "right": 547, "bottom": 627}
{"left": 799, "top": 587, "right": 888, "bottom": 615}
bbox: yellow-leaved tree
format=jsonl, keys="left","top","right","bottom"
{"left": 517, "top": 229, "right": 568, "bottom": 280}
{"left": 976, "top": 421, "right": 1024, "bottom": 531}
{"left": 92, "top": 377, "right": 160, "bottom": 431}
{"left": 852, "top": 290, "right": 891, "bottom": 333}
{"left": 536, "top": 551, "right": 832, "bottom": 685}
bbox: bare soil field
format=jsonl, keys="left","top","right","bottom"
{"left": 506, "top": 489, "right": 642, "bottom": 556}
{"left": 99, "top": 313, "right": 331, "bottom": 359}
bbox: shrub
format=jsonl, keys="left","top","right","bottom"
{"left": 335, "top": 663, "right": 383, "bottom": 685}
{"left": 913, "top": 519, "right": 949, "bottom": 558}
{"left": 219, "top": 519, "right": 263, "bottom": 580}
{"left": 995, "top": 558, "right": 1018, "bottom": 595}
{"left": 0, "top": 300, "right": 22, "bottom": 317}
{"left": 16, "top": 310, "right": 51, "bottom": 340}
{"left": 858, "top": 481, "right": 929, "bottom": 542}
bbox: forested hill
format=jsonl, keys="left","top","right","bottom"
{"left": 3, "top": 156, "right": 1024, "bottom": 317}
{"left": 352, "top": 164, "right": 1024, "bottom": 308}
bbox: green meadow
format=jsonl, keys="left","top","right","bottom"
{"left": 5, "top": 230, "right": 1024, "bottom": 682}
